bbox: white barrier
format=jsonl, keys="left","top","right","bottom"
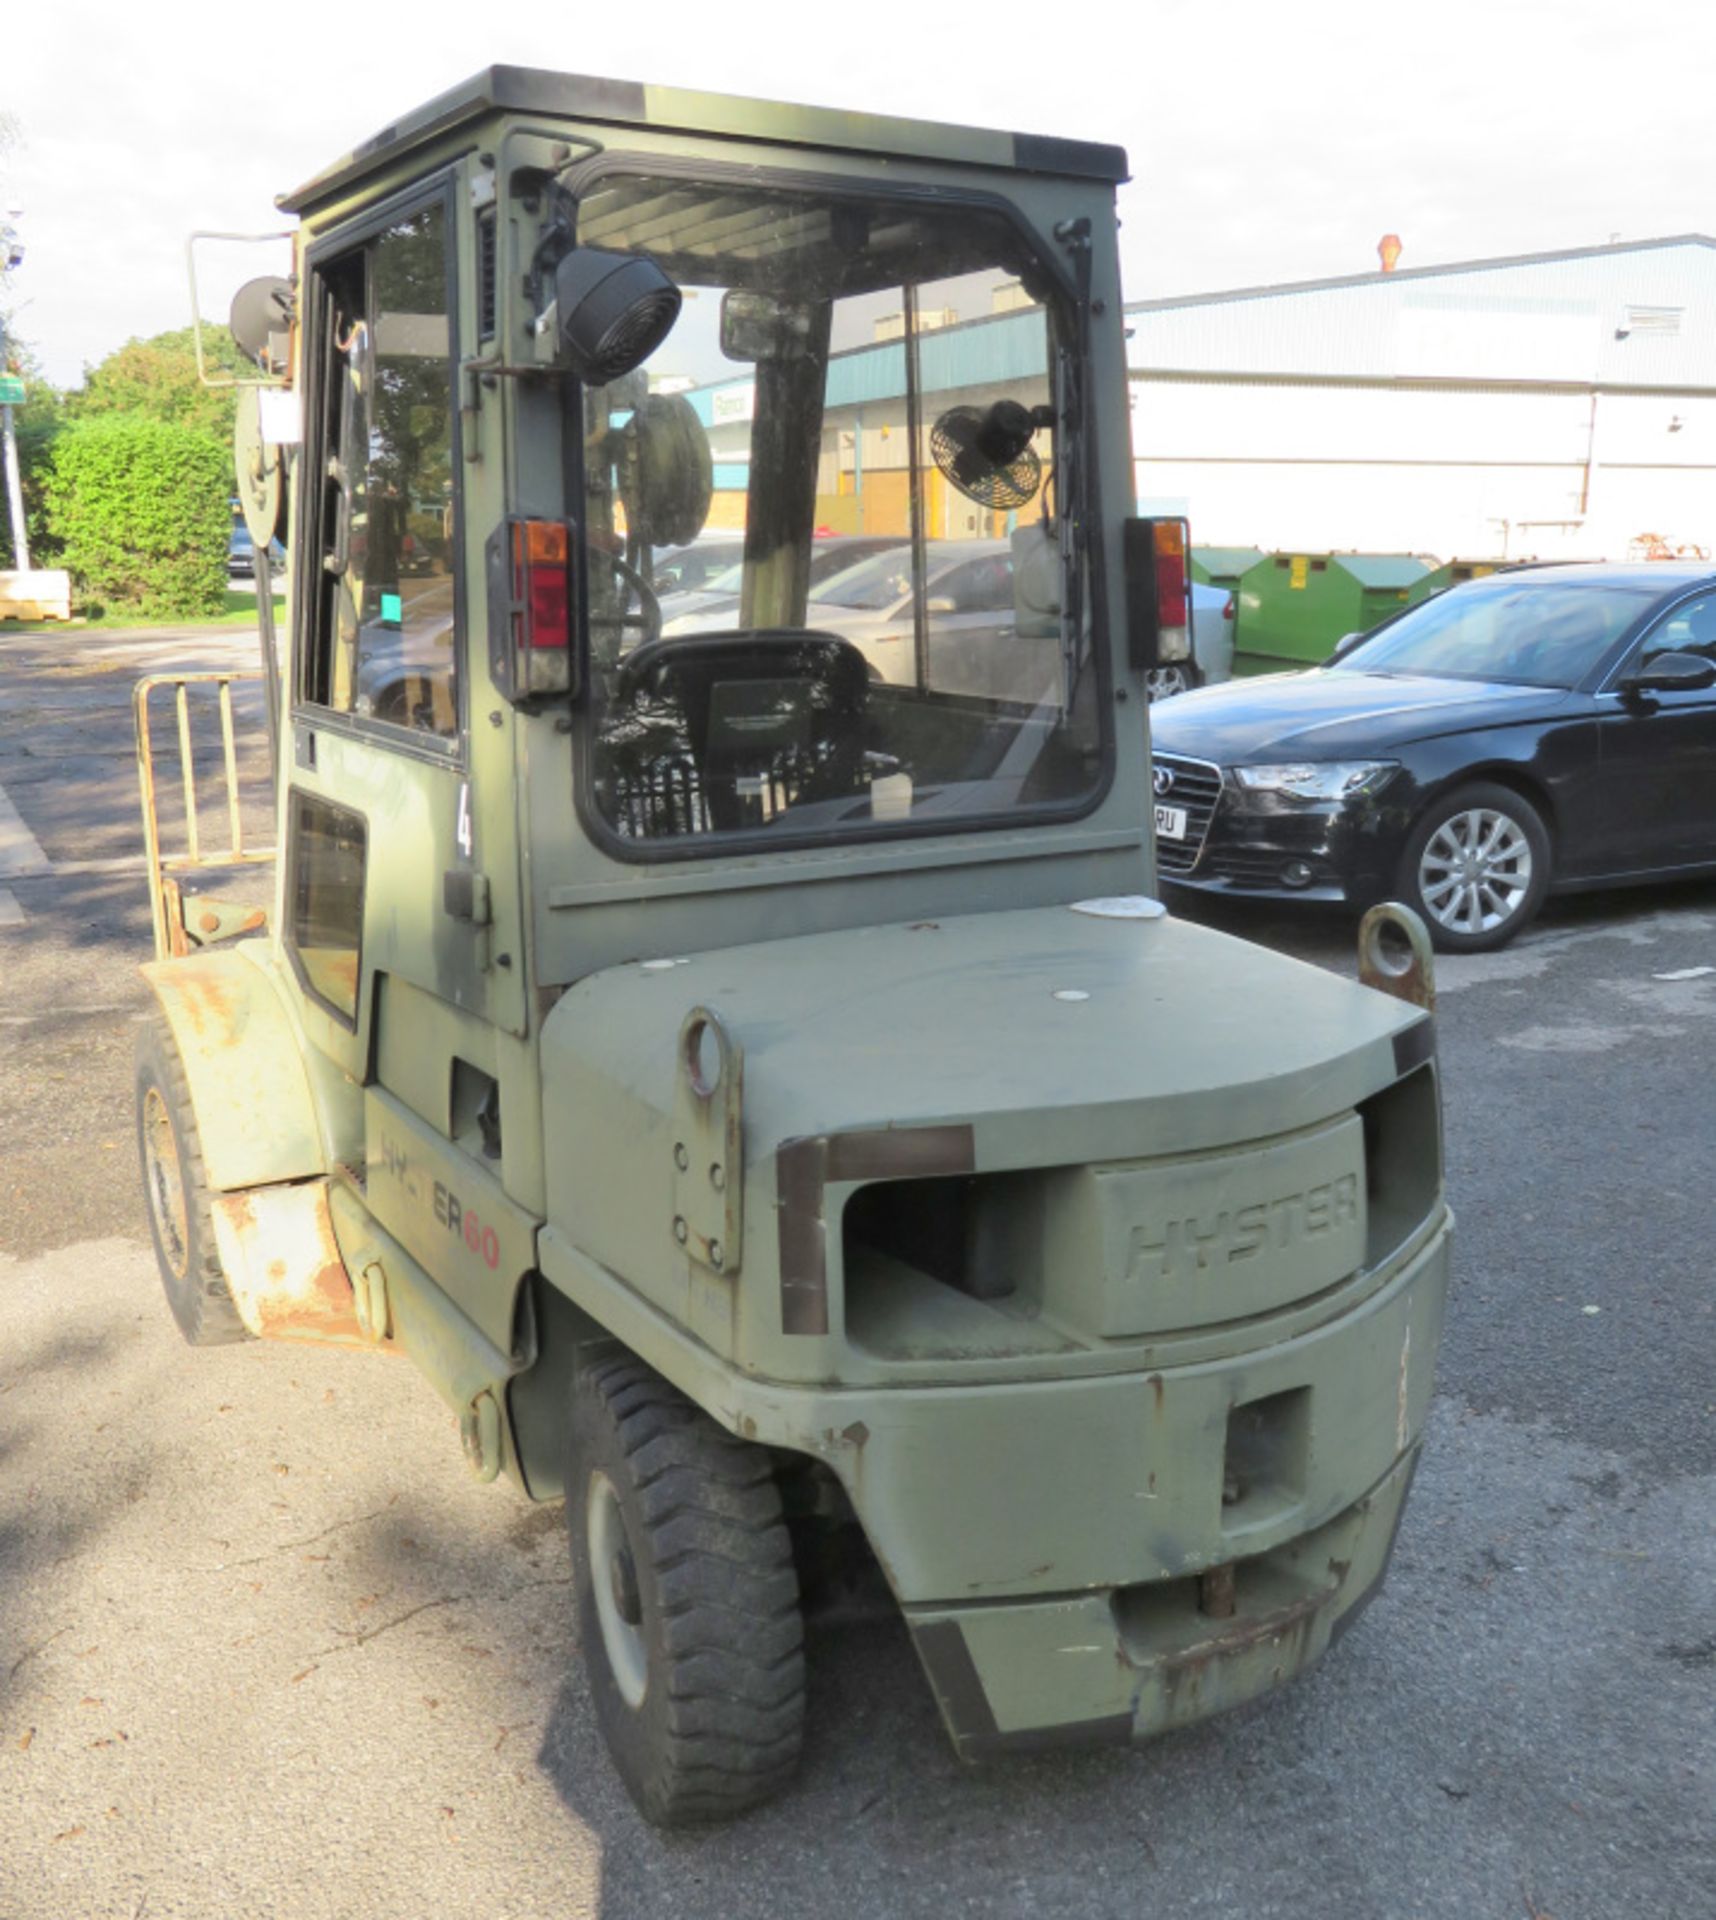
{"left": 0, "top": 570, "right": 73, "bottom": 621}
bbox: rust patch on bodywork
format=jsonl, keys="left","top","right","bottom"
{"left": 172, "top": 967, "right": 242, "bottom": 1044}
{"left": 1160, "top": 1585, "right": 1328, "bottom": 1679}
{"left": 777, "top": 1123, "right": 976, "bottom": 1335}
{"left": 209, "top": 1180, "right": 379, "bottom": 1348}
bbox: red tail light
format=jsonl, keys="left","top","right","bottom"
{"left": 1124, "top": 516, "right": 1194, "bottom": 669}
{"left": 488, "top": 516, "right": 576, "bottom": 707}
{"left": 1153, "top": 520, "right": 1189, "bottom": 636}
{"left": 516, "top": 520, "right": 571, "bottom": 650}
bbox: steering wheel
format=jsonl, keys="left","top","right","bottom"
{"left": 590, "top": 551, "right": 663, "bottom": 659}
{"left": 613, "top": 627, "right": 866, "bottom": 702}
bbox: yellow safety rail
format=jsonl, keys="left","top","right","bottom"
{"left": 133, "top": 672, "right": 275, "bottom": 961}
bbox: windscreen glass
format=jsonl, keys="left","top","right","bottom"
{"left": 568, "top": 175, "right": 1103, "bottom": 852}
{"left": 1335, "top": 576, "right": 1658, "bottom": 688}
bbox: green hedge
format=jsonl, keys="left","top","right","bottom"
{"left": 44, "top": 416, "right": 231, "bottom": 617}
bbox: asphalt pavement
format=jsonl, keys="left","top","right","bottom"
{"left": 1, "top": 626, "right": 1712, "bottom": 1920}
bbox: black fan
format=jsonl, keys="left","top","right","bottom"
{"left": 930, "top": 399, "right": 1053, "bottom": 510}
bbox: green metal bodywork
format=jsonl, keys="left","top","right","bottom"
{"left": 1235, "top": 551, "right": 1434, "bottom": 673}
{"left": 154, "top": 68, "right": 1453, "bottom": 1762}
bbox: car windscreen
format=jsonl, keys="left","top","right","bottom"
{"left": 809, "top": 549, "right": 918, "bottom": 612}
{"left": 1333, "top": 577, "right": 1660, "bottom": 688}
{"left": 570, "top": 172, "right": 1103, "bottom": 857}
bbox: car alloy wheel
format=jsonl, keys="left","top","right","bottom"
{"left": 1417, "top": 807, "right": 1533, "bottom": 938}
{"left": 1399, "top": 780, "right": 1552, "bottom": 953}
{"left": 1145, "top": 665, "right": 1193, "bottom": 702}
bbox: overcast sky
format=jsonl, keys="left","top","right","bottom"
{"left": 4, "top": 0, "right": 1716, "bottom": 389}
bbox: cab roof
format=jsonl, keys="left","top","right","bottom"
{"left": 279, "top": 65, "right": 1129, "bottom": 215}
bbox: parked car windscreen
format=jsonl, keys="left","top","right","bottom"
{"left": 810, "top": 550, "right": 919, "bottom": 612}
{"left": 1334, "top": 575, "right": 1660, "bottom": 688}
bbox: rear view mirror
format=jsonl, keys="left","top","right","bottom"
{"left": 720, "top": 290, "right": 819, "bottom": 362}
{"left": 1622, "top": 650, "right": 1716, "bottom": 695}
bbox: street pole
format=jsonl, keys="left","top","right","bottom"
{"left": 1, "top": 399, "right": 28, "bottom": 573}
{"left": 0, "top": 293, "right": 27, "bottom": 572}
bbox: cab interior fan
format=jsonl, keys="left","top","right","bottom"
{"left": 930, "top": 399, "right": 1054, "bottom": 509}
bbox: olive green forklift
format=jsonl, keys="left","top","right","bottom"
{"left": 136, "top": 68, "right": 1451, "bottom": 1826}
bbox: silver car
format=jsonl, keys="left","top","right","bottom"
{"left": 1146, "top": 580, "right": 1234, "bottom": 701}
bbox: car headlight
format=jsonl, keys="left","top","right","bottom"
{"left": 1232, "top": 760, "right": 1397, "bottom": 802}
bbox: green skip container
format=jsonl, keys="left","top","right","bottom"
{"left": 1190, "top": 546, "right": 1265, "bottom": 591}
{"left": 1408, "top": 557, "right": 1503, "bottom": 603}
{"left": 1234, "top": 552, "right": 1432, "bottom": 674}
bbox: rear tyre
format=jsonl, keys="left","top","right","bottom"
{"left": 134, "top": 1011, "right": 252, "bottom": 1346}
{"left": 1398, "top": 781, "right": 1552, "bottom": 953}
{"left": 567, "top": 1353, "right": 805, "bottom": 1826}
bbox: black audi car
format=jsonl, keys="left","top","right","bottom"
{"left": 1148, "top": 563, "right": 1716, "bottom": 950}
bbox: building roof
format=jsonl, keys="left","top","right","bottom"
{"left": 1124, "top": 236, "right": 1716, "bottom": 391}
{"left": 1127, "top": 235, "right": 1716, "bottom": 315}
{"left": 281, "top": 66, "right": 1128, "bottom": 215}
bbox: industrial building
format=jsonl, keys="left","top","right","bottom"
{"left": 665, "top": 235, "right": 1716, "bottom": 569}
{"left": 1128, "top": 235, "right": 1716, "bottom": 564}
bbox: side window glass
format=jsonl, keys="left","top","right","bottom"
{"left": 1642, "top": 594, "right": 1716, "bottom": 666}
{"left": 305, "top": 199, "right": 458, "bottom": 741}
{"left": 288, "top": 793, "right": 366, "bottom": 1024}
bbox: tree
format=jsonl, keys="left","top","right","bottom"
{"left": 44, "top": 416, "right": 231, "bottom": 617}
{"left": 72, "top": 324, "right": 250, "bottom": 442}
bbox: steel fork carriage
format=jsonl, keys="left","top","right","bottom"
{"left": 133, "top": 671, "right": 275, "bottom": 961}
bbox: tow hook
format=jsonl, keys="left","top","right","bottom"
{"left": 1357, "top": 902, "right": 1436, "bottom": 1012}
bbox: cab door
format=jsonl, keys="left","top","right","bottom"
{"left": 285, "top": 175, "right": 534, "bottom": 1351}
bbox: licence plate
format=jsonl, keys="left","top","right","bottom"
{"left": 1154, "top": 803, "right": 1189, "bottom": 840}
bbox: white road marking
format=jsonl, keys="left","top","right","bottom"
{"left": 0, "top": 886, "right": 25, "bottom": 927}
{"left": 0, "top": 778, "right": 50, "bottom": 878}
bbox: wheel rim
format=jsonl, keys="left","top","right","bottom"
{"left": 142, "top": 1086, "right": 190, "bottom": 1280}
{"left": 1145, "top": 667, "right": 1188, "bottom": 701}
{"left": 586, "top": 1471, "right": 649, "bottom": 1709}
{"left": 1418, "top": 807, "right": 1533, "bottom": 937}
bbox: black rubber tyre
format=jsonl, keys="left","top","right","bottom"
{"left": 1397, "top": 780, "right": 1553, "bottom": 954}
{"left": 567, "top": 1353, "right": 805, "bottom": 1826}
{"left": 134, "top": 1010, "right": 252, "bottom": 1346}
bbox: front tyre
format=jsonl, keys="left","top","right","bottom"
{"left": 134, "top": 1011, "right": 253, "bottom": 1345}
{"left": 1398, "top": 781, "right": 1551, "bottom": 952}
{"left": 567, "top": 1354, "right": 805, "bottom": 1826}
